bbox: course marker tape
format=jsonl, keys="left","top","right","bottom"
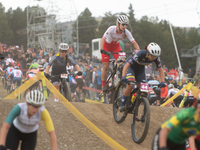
{"left": 4, "top": 72, "right": 127, "bottom": 150}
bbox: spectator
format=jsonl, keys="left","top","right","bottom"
{"left": 43, "top": 59, "right": 48, "bottom": 70}
{"left": 168, "top": 77, "right": 178, "bottom": 88}
{"left": 78, "top": 59, "right": 85, "bottom": 72}
{"left": 179, "top": 77, "right": 187, "bottom": 89}
{"left": 168, "top": 66, "right": 178, "bottom": 80}
{"left": 188, "top": 68, "right": 194, "bottom": 82}
{"left": 37, "top": 56, "right": 44, "bottom": 65}
{"left": 163, "top": 65, "right": 168, "bottom": 73}
{"left": 83, "top": 62, "right": 91, "bottom": 98}
{"left": 48, "top": 52, "right": 53, "bottom": 62}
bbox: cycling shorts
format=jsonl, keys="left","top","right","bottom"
{"left": 126, "top": 66, "right": 145, "bottom": 82}
{"left": 101, "top": 41, "right": 121, "bottom": 62}
{"left": 153, "top": 87, "right": 161, "bottom": 100}
{"left": 76, "top": 78, "right": 84, "bottom": 89}
{"left": 12, "top": 77, "right": 21, "bottom": 86}
{"left": 6, "top": 124, "right": 37, "bottom": 150}
{"left": 152, "top": 128, "right": 186, "bottom": 150}
{"left": 184, "top": 96, "right": 195, "bottom": 107}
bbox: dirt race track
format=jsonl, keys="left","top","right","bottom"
{"left": 0, "top": 82, "right": 181, "bottom": 150}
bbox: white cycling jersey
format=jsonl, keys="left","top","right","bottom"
{"left": 13, "top": 103, "right": 45, "bottom": 133}
{"left": 103, "top": 26, "right": 135, "bottom": 44}
{"left": 12, "top": 69, "right": 23, "bottom": 78}
{"left": 168, "top": 88, "right": 183, "bottom": 97}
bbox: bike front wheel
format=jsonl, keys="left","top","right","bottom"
{"left": 131, "top": 97, "right": 150, "bottom": 144}
{"left": 63, "top": 82, "right": 72, "bottom": 102}
{"left": 113, "top": 82, "right": 127, "bottom": 123}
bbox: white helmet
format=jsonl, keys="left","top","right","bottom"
{"left": 59, "top": 43, "right": 69, "bottom": 51}
{"left": 14, "top": 66, "right": 19, "bottom": 69}
{"left": 117, "top": 15, "right": 129, "bottom": 24}
{"left": 26, "top": 90, "right": 45, "bottom": 106}
{"left": 168, "top": 84, "right": 174, "bottom": 89}
{"left": 147, "top": 42, "right": 161, "bottom": 57}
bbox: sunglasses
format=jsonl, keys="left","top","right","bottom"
{"left": 28, "top": 103, "right": 41, "bottom": 108}
{"left": 122, "top": 24, "right": 128, "bottom": 26}
{"left": 60, "top": 50, "right": 67, "bottom": 53}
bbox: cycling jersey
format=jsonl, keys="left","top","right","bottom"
{"left": 29, "top": 63, "right": 39, "bottom": 69}
{"left": 125, "top": 50, "right": 162, "bottom": 82}
{"left": 27, "top": 69, "right": 39, "bottom": 75}
{"left": 11, "top": 69, "right": 23, "bottom": 78}
{"left": 102, "top": 26, "right": 136, "bottom": 62}
{"left": 127, "top": 50, "right": 162, "bottom": 68}
{"left": 5, "top": 67, "right": 14, "bottom": 77}
{"left": 5, "top": 103, "right": 54, "bottom": 133}
{"left": 48, "top": 53, "right": 76, "bottom": 75}
{"left": 161, "top": 107, "right": 200, "bottom": 144}
{"left": 168, "top": 88, "right": 183, "bottom": 97}
{"left": 103, "top": 26, "right": 135, "bottom": 44}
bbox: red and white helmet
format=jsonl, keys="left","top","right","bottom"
{"left": 147, "top": 42, "right": 161, "bottom": 57}
{"left": 117, "top": 15, "right": 129, "bottom": 24}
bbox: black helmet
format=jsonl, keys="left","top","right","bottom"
{"left": 77, "top": 71, "right": 82, "bottom": 76}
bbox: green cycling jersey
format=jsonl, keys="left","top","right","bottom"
{"left": 29, "top": 63, "right": 39, "bottom": 69}
{"left": 161, "top": 107, "right": 200, "bottom": 144}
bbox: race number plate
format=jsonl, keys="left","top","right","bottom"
{"left": 60, "top": 74, "right": 68, "bottom": 79}
{"left": 118, "top": 52, "right": 126, "bottom": 60}
{"left": 140, "top": 83, "right": 149, "bottom": 92}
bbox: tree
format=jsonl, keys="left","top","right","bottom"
{"left": 0, "top": 3, "right": 13, "bottom": 45}
{"left": 72, "top": 8, "right": 97, "bottom": 55}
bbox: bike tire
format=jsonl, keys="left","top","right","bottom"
{"left": 63, "top": 82, "right": 72, "bottom": 102}
{"left": 131, "top": 97, "right": 150, "bottom": 144}
{"left": 113, "top": 82, "right": 127, "bottom": 123}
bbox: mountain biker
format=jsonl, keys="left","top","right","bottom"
{"left": 147, "top": 76, "right": 161, "bottom": 106}
{"left": 152, "top": 93, "right": 200, "bottom": 150}
{"left": 75, "top": 71, "right": 85, "bottom": 101}
{"left": 163, "top": 84, "right": 183, "bottom": 107}
{"left": 29, "top": 59, "right": 39, "bottom": 70}
{"left": 7, "top": 66, "right": 23, "bottom": 90}
{"left": 120, "top": 42, "right": 166, "bottom": 111}
{"left": 100, "top": 15, "right": 140, "bottom": 93}
{"left": 45, "top": 43, "right": 80, "bottom": 102}
{"left": 0, "top": 90, "right": 57, "bottom": 150}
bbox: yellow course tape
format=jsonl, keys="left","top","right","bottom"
{"left": 160, "top": 83, "right": 189, "bottom": 107}
{"left": 4, "top": 72, "right": 127, "bottom": 150}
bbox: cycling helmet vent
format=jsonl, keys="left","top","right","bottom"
{"left": 14, "top": 66, "right": 19, "bottom": 69}
{"left": 59, "top": 43, "right": 69, "bottom": 51}
{"left": 117, "top": 15, "right": 129, "bottom": 24}
{"left": 147, "top": 42, "right": 161, "bottom": 57}
{"left": 26, "top": 90, "right": 45, "bottom": 106}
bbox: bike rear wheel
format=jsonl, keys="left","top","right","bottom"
{"left": 131, "top": 97, "right": 150, "bottom": 143}
{"left": 113, "top": 82, "right": 127, "bottom": 123}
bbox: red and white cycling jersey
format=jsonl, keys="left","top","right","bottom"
{"left": 103, "top": 26, "right": 135, "bottom": 44}
{"left": 6, "top": 58, "right": 15, "bottom": 63}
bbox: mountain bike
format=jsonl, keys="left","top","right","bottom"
{"left": 48, "top": 73, "right": 72, "bottom": 102}
{"left": 100, "top": 49, "right": 132, "bottom": 104}
{"left": 113, "top": 80, "right": 150, "bottom": 144}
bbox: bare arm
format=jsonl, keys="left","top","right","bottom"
{"left": 122, "top": 63, "right": 130, "bottom": 77}
{"left": 132, "top": 41, "right": 140, "bottom": 50}
{"left": 159, "top": 127, "right": 170, "bottom": 148}
{"left": 0, "top": 122, "right": 11, "bottom": 145}
{"left": 49, "top": 130, "right": 57, "bottom": 150}
{"left": 100, "top": 37, "right": 105, "bottom": 50}
{"left": 188, "top": 135, "right": 196, "bottom": 150}
{"left": 158, "top": 67, "right": 165, "bottom": 82}
{"left": 45, "top": 65, "right": 51, "bottom": 74}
